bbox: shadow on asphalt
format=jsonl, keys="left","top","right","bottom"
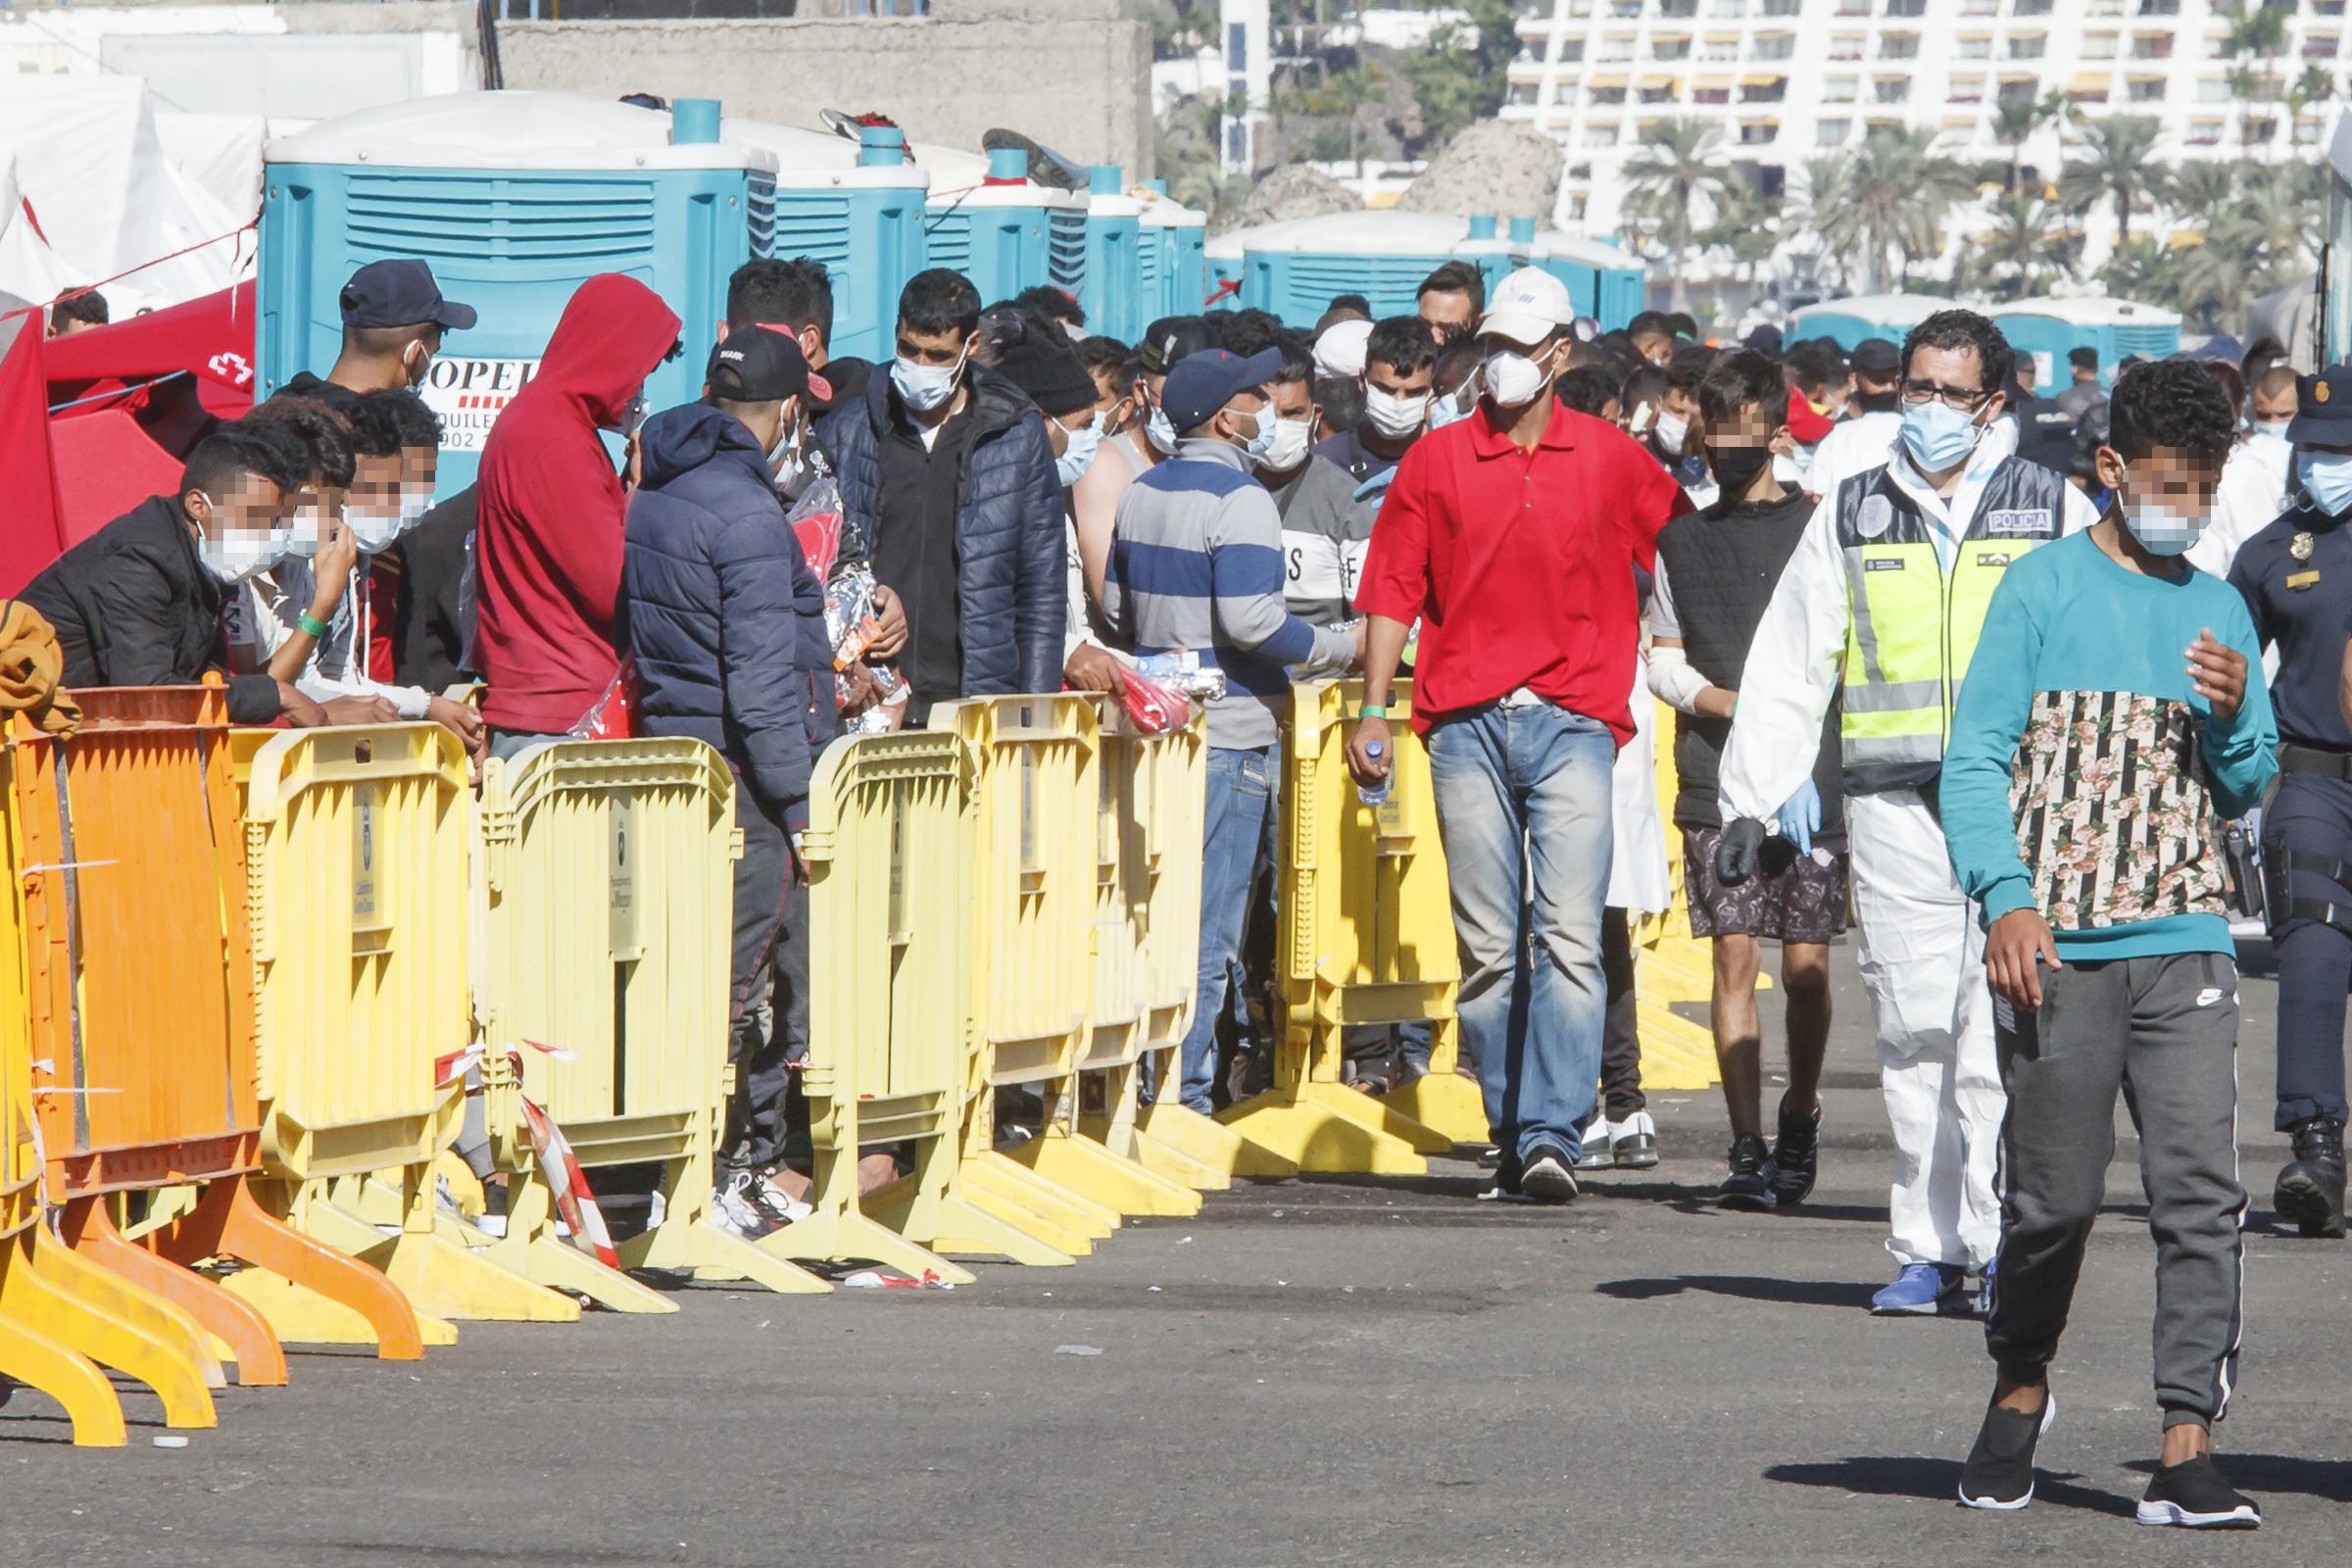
{"left": 1592, "top": 1273, "right": 1878, "bottom": 1308}
{"left": 1761, "top": 1457, "right": 2137, "bottom": 1518}
{"left": 2120, "top": 1454, "right": 2352, "bottom": 1501}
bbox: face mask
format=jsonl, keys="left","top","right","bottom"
{"left": 191, "top": 500, "right": 282, "bottom": 586}
{"left": 1255, "top": 416, "right": 1312, "bottom": 475}
{"left": 1230, "top": 406, "right": 1277, "bottom": 464}
{"left": 284, "top": 503, "right": 328, "bottom": 561}
{"left": 2254, "top": 418, "right": 2293, "bottom": 442}
{"left": 2115, "top": 463, "right": 2206, "bottom": 557}
{"left": 2299, "top": 451, "right": 2352, "bottom": 517}
{"left": 398, "top": 489, "right": 432, "bottom": 529}
{"left": 617, "top": 391, "right": 651, "bottom": 436}
{"left": 1482, "top": 348, "right": 1549, "bottom": 411}
{"left": 1706, "top": 444, "right": 1772, "bottom": 494}
{"left": 1898, "top": 399, "right": 1988, "bottom": 472}
{"left": 1055, "top": 412, "right": 1105, "bottom": 487}
{"left": 345, "top": 505, "right": 403, "bottom": 555}
{"left": 891, "top": 349, "right": 966, "bottom": 414}
{"left": 1429, "top": 384, "right": 1476, "bottom": 431}
{"left": 1364, "top": 387, "right": 1431, "bottom": 441}
{"left": 1143, "top": 401, "right": 1178, "bottom": 456}
{"left": 1652, "top": 411, "right": 1690, "bottom": 457}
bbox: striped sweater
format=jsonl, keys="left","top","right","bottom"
{"left": 1101, "top": 437, "right": 1356, "bottom": 748}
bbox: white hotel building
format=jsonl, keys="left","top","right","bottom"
{"left": 1498, "top": 0, "right": 2345, "bottom": 241}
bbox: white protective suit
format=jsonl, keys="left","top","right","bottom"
{"left": 2187, "top": 430, "right": 2293, "bottom": 579}
{"left": 1718, "top": 417, "right": 2098, "bottom": 1272}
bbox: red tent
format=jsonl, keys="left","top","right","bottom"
{"left": 44, "top": 280, "right": 257, "bottom": 419}
{"left": 49, "top": 410, "right": 182, "bottom": 549}
{"left": 0, "top": 312, "right": 69, "bottom": 596}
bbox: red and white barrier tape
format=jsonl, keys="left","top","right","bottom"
{"left": 434, "top": 1040, "right": 615, "bottom": 1270}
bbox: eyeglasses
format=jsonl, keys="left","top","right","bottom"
{"left": 1899, "top": 379, "right": 1994, "bottom": 412}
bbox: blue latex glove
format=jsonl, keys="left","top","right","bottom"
{"left": 1774, "top": 777, "right": 1821, "bottom": 857}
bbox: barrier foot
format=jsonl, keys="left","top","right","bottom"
{"left": 155, "top": 1177, "right": 434, "bottom": 1358}
{"left": 301, "top": 1202, "right": 580, "bottom": 1324}
{"left": 1079, "top": 1114, "right": 1228, "bottom": 1191}
{"left": 1007, "top": 1129, "right": 1203, "bottom": 1217}
{"left": 1216, "top": 1085, "right": 1439, "bottom": 1175}
{"left": 1133, "top": 1102, "right": 1299, "bottom": 1180}
{"left": 1385, "top": 1070, "right": 1492, "bottom": 1147}
{"left": 0, "top": 1294, "right": 126, "bottom": 1446}
{"left": 973, "top": 1151, "right": 1120, "bottom": 1235}
{"left": 1, "top": 1232, "right": 216, "bottom": 1429}
{"left": 753, "top": 1207, "right": 970, "bottom": 1286}
{"left": 872, "top": 1185, "right": 1078, "bottom": 1267}
{"left": 65, "top": 1198, "right": 286, "bottom": 1388}
{"left": 481, "top": 1173, "right": 677, "bottom": 1314}
{"left": 646, "top": 1218, "right": 835, "bottom": 1295}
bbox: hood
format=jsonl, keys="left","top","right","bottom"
{"left": 536, "top": 273, "right": 684, "bottom": 427}
{"left": 637, "top": 402, "right": 769, "bottom": 490}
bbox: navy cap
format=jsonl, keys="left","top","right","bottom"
{"left": 2289, "top": 368, "right": 2352, "bottom": 445}
{"left": 1137, "top": 316, "right": 1220, "bottom": 376}
{"left": 1159, "top": 347, "right": 1281, "bottom": 436}
{"left": 339, "top": 259, "right": 477, "bottom": 332}
{"left": 707, "top": 326, "right": 831, "bottom": 404}
{"left": 1850, "top": 336, "right": 1900, "bottom": 374}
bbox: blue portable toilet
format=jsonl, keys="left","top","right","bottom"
{"left": 1080, "top": 166, "right": 1146, "bottom": 343}
{"left": 1204, "top": 227, "right": 1246, "bottom": 313}
{"left": 719, "top": 117, "right": 929, "bottom": 367}
{"left": 1528, "top": 230, "right": 1648, "bottom": 330}
{"left": 260, "top": 91, "right": 778, "bottom": 498}
{"left": 1135, "top": 179, "right": 1208, "bottom": 320}
{"left": 1454, "top": 216, "right": 1517, "bottom": 305}
{"left": 1239, "top": 211, "right": 1476, "bottom": 327}
{"left": 917, "top": 143, "right": 1088, "bottom": 308}
{"left": 1789, "top": 293, "right": 1957, "bottom": 353}
{"left": 1991, "top": 296, "right": 2182, "bottom": 388}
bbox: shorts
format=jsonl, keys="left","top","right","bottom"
{"left": 1681, "top": 825, "right": 1851, "bottom": 944}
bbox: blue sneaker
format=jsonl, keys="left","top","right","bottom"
{"left": 1871, "top": 1261, "right": 1966, "bottom": 1315}
{"left": 1977, "top": 1254, "right": 1998, "bottom": 1320}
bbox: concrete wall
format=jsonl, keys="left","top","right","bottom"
{"left": 499, "top": 4, "right": 1154, "bottom": 176}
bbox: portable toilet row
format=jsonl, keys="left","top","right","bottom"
{"left": 1527, "top": 228, "right": 1645, "bottom": 329}
{"left": 1078, "top": 169, "right": 1209, "bottom": 341}
{"left": 1991, "top": 296, "right": 2181, "bottom": 387}
{"left": 912, "top": 142, "right": 1088, "bottom": 314}
{"left": 1787, "top": 293, "right": 1957, "bottom": 352}
{"left": 1135, "top": 180, "right": 1207, "bottom": 324}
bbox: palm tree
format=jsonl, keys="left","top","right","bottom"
{"left": 2056, "top": 115, "right": 2164, "bottom": 246}
{"left": 1701, "top": 176, "right": 1782, "bottom": 305}
{"left": 2216, "top": 0, "right": 2291, "bottom": 160}
{"left": 2159, "top": 161, "right": 2239, "bottom": 237}
{"left": 1972, "top": 191, "right": 2078, "bottom": 301}
{"left": 1990, "top": 90, "right": 2072, "bottom": 195}
{"left": 2099, "top": 234, "right": 2166, "bottom": 299}
{"left": 1617, "top": 119, "right": 1729, "bottom": 311}
{"left": 1807, "top": 126, "right": 1974, "bottom": 293}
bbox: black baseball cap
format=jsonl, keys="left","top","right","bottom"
{"left": 2289, "top": 368, "right": 2352, "bottom": 446}
{"left": 1159, "top": 347, "right": 1281, "bottom": 435}
{"left": 1138, "top": 316, "right": 1220, "bottom": 377}
{"left": 1850, "top": 337, "right": 1900, "bottom": 375}
{"left": 339, "top": 259, "right": 477, "bottom": 331}
{"left": 707, "top": 326, "right": 831, "bottom": 404}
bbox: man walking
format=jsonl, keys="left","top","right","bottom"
{"left": 1348, "top": 268, "right": 1687, "bottom": 1200}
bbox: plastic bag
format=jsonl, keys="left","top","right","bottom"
{"left": 567, "top": 654, "right": 639, "bottom": 741}
{"left": 1114, "top": 666, "right": 1188, "bottom": 735}
{"left": 824, "top": 564, "right": 910, "bottom": 735}
{"left": 1134, "top": 650, "right": 1227, "bottom": 704}
{"left": 787, "top": 477, "right": 845, "bottom": 582}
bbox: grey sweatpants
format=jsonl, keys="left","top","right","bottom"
{"left": 1984, "top": 951, "right": 2248, "bottom": 1429}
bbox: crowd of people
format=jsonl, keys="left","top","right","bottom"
{"left": 35, "top": 236, "right": 2351, "bottom": 1532}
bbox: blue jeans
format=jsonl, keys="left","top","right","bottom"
{"left": 1179, "top": 743, "right": 1279, "bottom": 1112}
{"left": 1426, "top": 702, "right": 1615, "bottom": 1164}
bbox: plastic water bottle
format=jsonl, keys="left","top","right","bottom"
{"left": 1358, "top": 741, "right": 1393, "bottom": 807}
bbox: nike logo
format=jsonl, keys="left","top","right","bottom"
{"left": 2197, "top": 988, "right": 2230, "bottom": 1007}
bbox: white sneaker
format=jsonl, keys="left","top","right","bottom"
{"left": 1575, "top": 1119, "right": 1615, "bottom": 1171}
{"left": 1611, "top": 1110, "right": 1659, "bottom": 1169}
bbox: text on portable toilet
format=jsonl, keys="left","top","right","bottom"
{"left": 417, "top": 355, "right": 544, "bottom": 453}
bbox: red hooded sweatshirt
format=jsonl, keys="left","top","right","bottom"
{"left": 475, "top": 273, "right": 681, "bottom": 733}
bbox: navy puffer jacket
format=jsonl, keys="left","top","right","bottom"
{"left": 818, "top": 367, "right": 1065, "bottom": 697}
{"left": 621, "top": 403, "right": 833, "bottom": 823}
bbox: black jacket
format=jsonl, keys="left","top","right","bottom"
{"left": 392, "top": 484, "right": 477, "bottom": 693}
{"left": 621, "top": 403, "right": 832, "bottom": 823}
{"left": 20, "top": 495, "right": 278, "bottom": 722}
{"left": 818, "top": 368, "right": 1065, "bottom": 699}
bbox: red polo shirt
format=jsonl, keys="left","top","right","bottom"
{"left": 1354, "top": 399, "right": 1687, "bottom": 746}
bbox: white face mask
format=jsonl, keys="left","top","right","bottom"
{"left": 1254, "top": 416, "right": 1313, "bottom": 475}
{"left": 345, "top": 505, "right": 403, "bottom": 555}
{"left": 2254, "top": 418, "right": 2293, "bottom": 442}
{"left": 1364, "top": 387, "right": 1431, "bottom": 441}
{"left": 1482, "top": 346, "right": 1551, "bottom": 411}
{"left": 2115, "top": 461, "right": 2207, "bottom": 557}
{"left": 398, "top": 488, "right": 433, "bottom": 528}
{"left": 191, "top": 496, "right": 284, "bottom": 585}
{"left": 891, "top": 347, "right": 967, "bottom": 414}
{"left": 1055, "top": 411, "right": 1106, "bottom": 487}
{"left": 284, "top": 500, "right": 331, "bottom": 561}
{"left": 1653, "top": 411, "right": 1690, "bottom": 456}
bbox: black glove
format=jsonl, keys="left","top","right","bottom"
{"left": 1714, "top": 817, "right": 1766, "bottom": 886}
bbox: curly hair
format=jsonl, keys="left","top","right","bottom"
{"left": 1366, "top": 315, "right": 1439, "bottom": 377}
{"left": 1556, "top": 365, "right": 1619, "bottom": 418}
{"left": 1899, "top": 309, "right": 2015, "bottom": 397}
{"left": 2107, "top": 358, "right": 2237, "bottom": 464}
{"left": 243, "top": 396, "right": 357, "bottom": 489}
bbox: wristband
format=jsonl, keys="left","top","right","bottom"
{"left": 1357, "top": 704, "right": 1390, "bottom": 720}
{"left": 297, "top": 612, "right": 330, "bottom": 639}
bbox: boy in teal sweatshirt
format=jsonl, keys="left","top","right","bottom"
{"left": 1940, "top": 361, "right": 2277, "bottom": 1528}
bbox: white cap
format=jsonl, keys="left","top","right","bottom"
{"left": 1478, "top": 266, "right": 1573, "bottom": 347}
{"left": 1312, "top": 318, "right": 1373, "bottom": 380}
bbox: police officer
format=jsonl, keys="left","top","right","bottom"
{"left": 2228, "top": 366, "right": 2352, "bottom": 1239}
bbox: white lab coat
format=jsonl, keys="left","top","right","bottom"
{"left": 2187, "top": 431, "right": 2294, "bottom": 579}
{"left": 1717, "top": 419, "right": 2097, "bottom": 1272}
{"left": 1607, "top": 657, "right": 1670, "bottom": 916}
{"left": 1803, "top": 410, "right": 1903, "bottom": 501}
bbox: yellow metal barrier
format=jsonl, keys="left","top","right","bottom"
{"left": 1630, "top": 698, "right": 1726, "bottom": 1093}
{"left": 778, "top": 730, "right": 1056, "bottom": 1273}
{"left": 1221, "top": 680, "right": 1469, "bottom": 1171}
{"left": 237, "top": 723, "right": 575, "bottom": 1331}
{"left": 471, "top": 738, "right": 829, "bottom": 1305}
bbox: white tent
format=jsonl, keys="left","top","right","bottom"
{"left": 155, "top": 110, "right": 270, "bottom": 227}
{"left": 0, "top": 77, "right": 250, "bottom": 315}
{"left": 0, "top": 156, "right": 77, "bottom": 318}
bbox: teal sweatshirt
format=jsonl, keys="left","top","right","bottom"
{"left": 1940, "top": 527, "right": 2278, "bottom": 960}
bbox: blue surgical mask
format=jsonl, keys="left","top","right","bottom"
{"left": 2253, "top": 418, "right": 2292, "bottom": 442}
{"left": 1238, "top": 406, "right": 1277, "bottom": 463}
{"left": 2115, "top": 462, "right": 2205, "bottom": 557}
{"left": 1144, "top": 403, "right": 1177, "bottom": 456}
{"left": 891, "top": 348, "right": 967, "bottom": 414}
{"left": 1898, "top": 399, "right": 1987, "bottom": 472}
{"left": 1429, "top": 385, "right": 1475, "bottom": 431}
{"left": 1055, "top": 411, "right": 1104, "bottom": 487}
{"left": 2299, "top": 450, "right": 2352, "bottom": 517}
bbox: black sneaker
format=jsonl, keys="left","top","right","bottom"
{"left": 1769, "top": 1100, "right": 1822, "bottom": 1206}
{"left": 2136, "top": 1454, "right": 2261, "bottom": 1529}
{"left": 1957, "top": 1392, "right": 2056, "bottom": 1510}
{"left": 1718, "top": 1133, "right": 1777, "bottom": 1210}
{"left": 1478, "top": 1153, "right": 1522, "bottom": 1200}
{"left": 1517, "top": 1141, "right": 1580, "bottom": 1202}
{"left": 2274, "top": 1116, "right": 2346, "bottom": 1239}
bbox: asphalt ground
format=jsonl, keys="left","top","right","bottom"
{"left": 7, "top": 949, "right": 2350, "bottom": 1566}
